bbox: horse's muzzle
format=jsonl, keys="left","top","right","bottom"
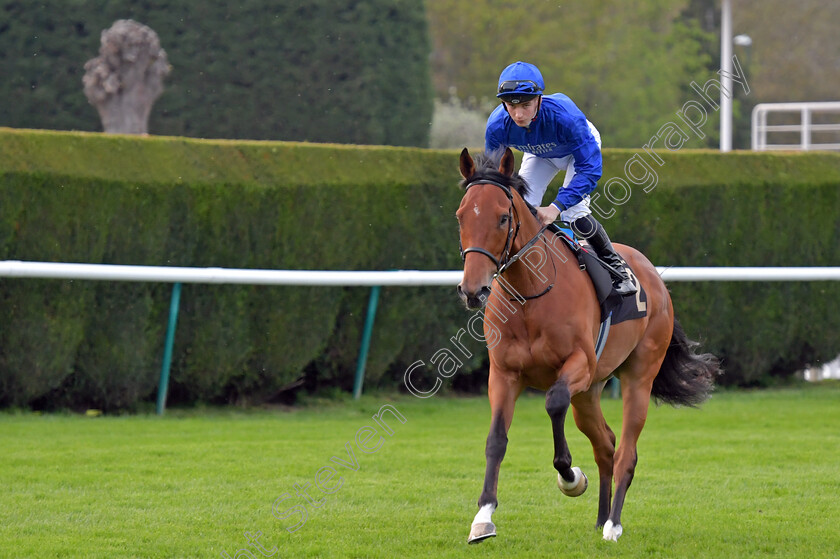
{"left": 457, "top": 283, "right": 491, "bottom": 310}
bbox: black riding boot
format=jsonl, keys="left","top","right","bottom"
{"left": 571, "top": 215, "right": 637, "bottom": 296}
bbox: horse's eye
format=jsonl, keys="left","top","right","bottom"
{"left": 499, "top": 214, "right": 510, "bottom": 226}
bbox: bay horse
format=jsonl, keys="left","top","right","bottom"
{"left": 456, "top": 147, "right": 719, "bottom": 543}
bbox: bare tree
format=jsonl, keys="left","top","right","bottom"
{"left": 83, "top": 19, "right": 171, "bottom": 135}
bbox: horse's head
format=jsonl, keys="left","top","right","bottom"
{"left": 456, "top": 147, "right": 525, "bottom": 309}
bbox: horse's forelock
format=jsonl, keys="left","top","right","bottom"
{"left": 459, "top": 150, "right": 531, "bottom": 201}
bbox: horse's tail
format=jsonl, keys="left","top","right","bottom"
{"left": 651, "top": 317, "right": 721, "bottom": 407}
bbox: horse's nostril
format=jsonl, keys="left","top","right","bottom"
{"left": 457, "top": 283, "right": 491, "bottom": 308}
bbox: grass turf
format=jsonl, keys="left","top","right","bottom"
{"left": 1, "top": 383, "right": 839, "bottom": 558}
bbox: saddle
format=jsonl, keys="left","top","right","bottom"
{"left": 548, "top": 223, "right": 648, "bottom": 360}
{"left": 548, "top": 222, "right": 647, "bottom": 324}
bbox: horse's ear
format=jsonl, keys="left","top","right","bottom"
{"left": 499, "top": 147, "right": 515, "bottom": 177}
{"left": 459, "top": 147, "right": 475, "bottom": 180}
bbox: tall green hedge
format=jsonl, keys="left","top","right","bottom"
{"left": 0, "top": 128, "right": 471, "bottom": 410}
{"left": 1, "top": 128, "right": 839, "bottom": 410}
{"left": 0, "top": 0, "right": 433, "bottom": 146}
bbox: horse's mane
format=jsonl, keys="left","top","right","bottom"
{"left": 459, "top": 149, "right": 532, "bottom": 201}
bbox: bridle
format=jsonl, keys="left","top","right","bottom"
{"left": 459, "top": 179, "right": 553, "bottom": 299}
{"left": 459, "top": 179, "right": 519, "bottom": 271}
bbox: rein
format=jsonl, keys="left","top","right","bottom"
{"left": 460, "top": 179, "right": 555, "bottom": 301}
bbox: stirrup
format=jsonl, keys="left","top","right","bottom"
{"left": 613, "top": 276, "right": 637, "bottom": 296}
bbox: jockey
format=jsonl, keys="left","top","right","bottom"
{"left": 485, "top": 61, "right": 636, "bottom": 296}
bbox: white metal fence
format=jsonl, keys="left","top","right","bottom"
{"left": 752, "top": 101, "right": 840, "bottom": 151}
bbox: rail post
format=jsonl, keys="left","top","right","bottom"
{"left": 353, "top": 285, "right": 381, "bottom": 400}
{"left": 156, "top": 282, "right": 182, "bottom": 415}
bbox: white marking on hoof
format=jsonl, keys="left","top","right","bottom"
{"left": 473, "top": 503, "right": 495, "bottom": 524}
{"left": 468, "top": 522, "right": 496, "bottom": 544}
{"left": 468, "top": 504, "right": 497, "bottom": 544}
{"left": 603, "top": 520, "right": 623, "bottom": 541}
{"left": 557, "top": 466, "right": 588, "bottom": 497}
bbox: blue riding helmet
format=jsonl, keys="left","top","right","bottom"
{"left": 497, "top": 61, "right": 545, "bottom": 104}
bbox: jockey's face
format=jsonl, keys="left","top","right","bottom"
{"left": 503, "top": 97, "right": 540, "bottom": 128}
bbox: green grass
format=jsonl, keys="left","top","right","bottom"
{"left": 2, "top": 384, "right": 839, "bottom": 558}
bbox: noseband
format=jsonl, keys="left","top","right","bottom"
{"left": 459, "top": 179, "right": 550, "bottom": 277}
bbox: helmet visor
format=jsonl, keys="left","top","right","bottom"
{"left": 497, "top": 79, "right": 542, "bottom": 96}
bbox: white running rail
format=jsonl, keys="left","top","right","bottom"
{"left": 3, "top": 260, "right": 839, "bottom": 404}
{"left": 752, "top": 101, "right": 840, "bottom": 151}
{"left": 1, "top": 261, "right": 840, "bottom": 283}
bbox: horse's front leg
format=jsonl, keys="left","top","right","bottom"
{"left": 547, "top": 379, "right": 588, "bottom": 496}
{"left": 548, "top": 351, "right": 592, "bottom": 498}
{"left": 468, "top": 370, "right": 521, "bottom": 544}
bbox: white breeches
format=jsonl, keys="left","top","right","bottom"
{"left": 519, "top": 120, "right": 601, "bottom": 222}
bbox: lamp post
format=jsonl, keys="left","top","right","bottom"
{"left": 734, "top": 33, "right": 753, "bottom": 77}
{"left": 733, "top": 34, "right": 752, "bottom": 48}
{"left": 732, "top": 34, "right": 752, "bottom": 149}
{"left": 720, "top": 0, "right": 733, "bottom": 152}
{"left": 720, "top": 1, "right": 752, "bottom": 152}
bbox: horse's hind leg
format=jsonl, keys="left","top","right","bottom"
{"left": 571, "top": 383, "right": 616, "bottom": 529}
{"left": 546, "top": 379, "right": 588, "bottom": 497}
{"left": 604, "top": 305, "right": 671, "bottom": 541}
{"left": 468, "top": 371, "right": 521, "bottom": 544}
{"left": 603, "top": 374, "right": 653, "bottom": 541}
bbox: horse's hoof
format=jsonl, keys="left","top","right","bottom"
{"left": 603, "top": 520, "right": 623, "bottom": 541}
{"left": 557, "top": 466, "right": 588, "bottom": 497}
{"left": 467, "top": 522, "right": 496, "bottom": 544}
